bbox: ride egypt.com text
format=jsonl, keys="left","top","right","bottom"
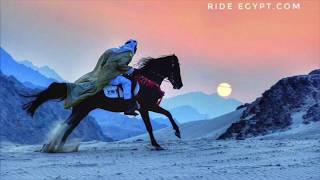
{"left": 208, "top": 2, "right": 301, "bottom": 11}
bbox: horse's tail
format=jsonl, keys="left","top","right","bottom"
{"left": 22, "top": 82, "right": 67, "bottom": 117}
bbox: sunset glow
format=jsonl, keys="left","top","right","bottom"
{"left": 1, "top": 0, "right": 319, "bottom": 102}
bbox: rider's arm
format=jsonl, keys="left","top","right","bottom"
{"left": 116, "top": 53, "right": 133, "bottom": 72}
{"left": 117, "top": 64, "right": 131, "bottom": 71}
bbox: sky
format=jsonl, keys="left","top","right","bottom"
{"left": 1, "top": 0, "right": 319, "bottom": 102}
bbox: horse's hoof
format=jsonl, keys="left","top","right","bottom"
{"left": 152, "top": 146, "right": 165, "bottom": 151}
{"left": 151, "top": 142, "right": 164, "bottom": 150}
{"left": 41, "top": 143, "right": 55, "bottom": 153}
{"left": 56, "top": 145, "right": 65, "bottom": 153}
{"left": 175, "top": 131, "right": 181, "bottom": 139}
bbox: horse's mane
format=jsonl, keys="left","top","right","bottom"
{"left": 137, "top": 54, "right": 176, "bottom": 70}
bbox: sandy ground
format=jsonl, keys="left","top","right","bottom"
{"left": 1, "top": 138, "right": 319, "bottom": 180}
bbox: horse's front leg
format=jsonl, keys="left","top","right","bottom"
{"left": 150, "top": 106, "right": 181, "bottom": 139}
{"left": 139, "top": 109, "right": 163, "bottom": 150}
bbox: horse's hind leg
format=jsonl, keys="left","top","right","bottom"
{"left": 41, "top": 107, "right": 90, "bottom": 153}
{"left": 57, "top": 110, "right": 88, "bottom": 150}
{"left": 41, "top": 122, "right": 70, "bottom": 153}
{"left": 150, "top": 106, "right": 181, "bottom": 138}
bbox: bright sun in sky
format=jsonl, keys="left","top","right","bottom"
{"left": 217, "top": 83, "right": 232, "bottom": 97}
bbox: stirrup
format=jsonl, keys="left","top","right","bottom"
{"left": 124, "top": 111, "right": 139, "bottom": 116}
{"left": 124, "top": 102, "right": 139, "bottom": 116}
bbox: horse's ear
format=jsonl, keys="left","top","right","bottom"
{"left": 173, "top": 54, "right": 178, "bottom": 60}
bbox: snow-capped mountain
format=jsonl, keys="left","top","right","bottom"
{"left": 20, "top": 60, "right": 64, "bottom": 82}
{"left": 219, "top": 69, "right": 320, "bottom": 139}
{"left": 0, "top": 47, "right": 56, "bottom": 88}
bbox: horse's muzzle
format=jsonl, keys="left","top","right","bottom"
{"left": 173, "top": 84, "right": 183, "bottom": 89}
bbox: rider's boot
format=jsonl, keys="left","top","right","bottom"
{"left": 124, "top": 99, "right": 139, "bottom": 116}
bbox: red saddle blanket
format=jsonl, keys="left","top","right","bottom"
{"left": 133, "top": 75, "right": 165, "bottom": 101}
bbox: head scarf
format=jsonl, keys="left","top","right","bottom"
{"left": 111, "top": 39, "right": 138, "bottom": 55}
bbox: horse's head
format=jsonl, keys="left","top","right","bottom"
{"left": 137, "top": 54, "right": 183, "bottom": 89}
{"left": 167, "top": 54, "right": 183, "bottom": 89}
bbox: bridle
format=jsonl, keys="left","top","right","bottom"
{"left": 168, "top": 59, "right": 176, "bottom": 85}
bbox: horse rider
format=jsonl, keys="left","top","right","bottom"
{"left": 64, "top": 39, "right": 139, "bottom": 115}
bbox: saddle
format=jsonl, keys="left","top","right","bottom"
{"left": 103, "top": 75, "right": 165, "bottom": 102}
{"left": 103, "top": 76, "right": 140, "bottom": 99}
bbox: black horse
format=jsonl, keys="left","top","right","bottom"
{"left": 23, "top": 54, "right": 183, "bottom": 152}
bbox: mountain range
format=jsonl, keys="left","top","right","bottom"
{"left": 161, "top": 91, "right": 242, "bottom": 120}
{"left": 0, "top": 72, "right": 111, "bottom": 144}
{"left": 130, "top": 69, "right": 320, "bottom": 141}
{"left": 1, "top": 47, "right": 319, "bottom": 145}
{"left": 90, "top": 110, "right": 168, "bottom": 140}
{"left": 0, "top": 47, "right": 55, "bottom": 88}
{"left": 19, "top": 60, "right": 64, "bottom": 82}
{"left": 0, "top": 47, "right": 243, "bottom": 142}
{"left": 218, "top": 69, "right": 320, "bottom": 139}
